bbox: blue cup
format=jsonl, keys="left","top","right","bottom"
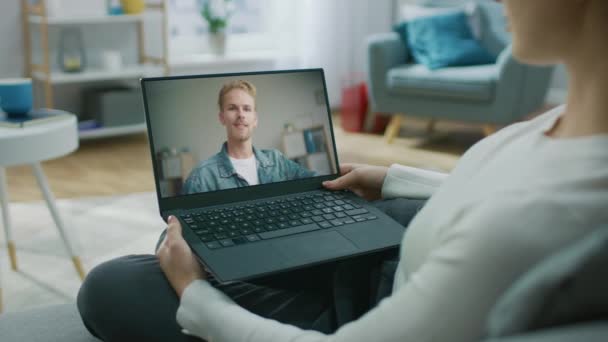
{"left": 0, "top": 78, "right": 33, "bottom": 118}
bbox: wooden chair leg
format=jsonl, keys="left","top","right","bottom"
{"left": 384, "top": 115, "right": 403, "bottom": 144}
{"left": 483, "top": 124, "right": 498, "bottom": 136}
{"left": 8, "top": 242, "right": 18, "bottom": 271}
{"left": 426, "top": 119, "right": 437, "bottom": 135}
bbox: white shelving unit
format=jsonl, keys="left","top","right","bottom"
{"left": 21, "top": 0, "right": 169, "bottom": 140}
{"left": 79, "top": 122, "right": 148, "bottom": 140}
{"left": 31, "top": 65, "right": 165, "bottom": 84}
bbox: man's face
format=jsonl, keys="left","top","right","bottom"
{"left": 219, "top": 89, "right": 258, "bottom": 142}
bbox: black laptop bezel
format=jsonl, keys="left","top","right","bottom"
{"left": 140, "top": 68, "right": 341, "bottom": 213}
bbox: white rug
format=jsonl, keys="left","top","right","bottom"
{"left": 0, "top": 192, "right": 166, "bottom": 314}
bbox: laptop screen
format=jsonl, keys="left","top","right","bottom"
{"left": 143, "top": 69, "right": 339, "bottom": 199}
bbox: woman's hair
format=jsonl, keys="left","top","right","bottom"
{"left": 218, "top": 80, "right": 257, "bottom": 110}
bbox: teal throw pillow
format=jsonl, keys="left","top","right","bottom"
{"left": 401, "top": 11, "right": 496, "bottom": 70}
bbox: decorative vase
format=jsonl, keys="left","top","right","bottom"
{"left": 208, "top": 32, "right": 227, "bottom": 55}
{"left": 120, "top": 0, "right": 145, "bottom": 14}
{"left": 58, "top": 27, "right": 86, "bottom": 73}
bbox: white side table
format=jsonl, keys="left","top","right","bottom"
{"left": 0, "top": 112, "right": 85, "bottom": 312}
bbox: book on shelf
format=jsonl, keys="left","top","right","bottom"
{"left": 303, "top": 128, "right": 327, "bottom": 153}
{"left": 0, "top": 109, "right": 72, "bottom": 128}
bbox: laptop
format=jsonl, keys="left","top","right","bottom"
{"left": 141, "top": 68, "right": 406, "bottom": 283}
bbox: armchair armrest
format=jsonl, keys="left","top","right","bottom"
{"left": 367, "top": 32, "right": 408, "bottom": 73}
{"left": 496, "top": 45, "right": 521, "bottom": 79}
{"left": 366, "top": 32, "right": 408, "bottom": 106}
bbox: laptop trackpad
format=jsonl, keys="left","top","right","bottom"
{"left": 274, "top": 230, "right": 358, "bottom": 264}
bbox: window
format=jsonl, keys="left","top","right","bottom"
{"left": 168, "top": 0, "right": 275, "bottom": 56}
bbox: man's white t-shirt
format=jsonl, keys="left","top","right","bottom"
{"left": 229, "top": 155, "right": 259, "bottom": 186}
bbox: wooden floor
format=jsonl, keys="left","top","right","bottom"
{"left": 5, "top": 134, "right": 156, "bottom": 202}
{"left": 5, "top": 108, "right": 554, "bottom": 202}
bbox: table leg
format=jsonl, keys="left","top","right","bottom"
{"left": 31, "top": 163, "right": 86, "bottom": 280}
{"left": 0, "top": 167, "right": 18, "bottom": 272}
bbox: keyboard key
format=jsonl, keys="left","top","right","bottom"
{"left": 318, "top": 222, "right": 332, "bottom": 229}
{"left": 335, "top": 212, "right": 347, "bottom": 218}
{"left": 228, "top": 231, "right": 240, "bottom": 238}
{"left": 253, "top": 227, "right": 265, "bottom": 233}
{"left": 278, "top": 223, "right": 289, "bottom": 229}
{"left": 206, "top": 241, "right": 221, "bottom": 249}
{"left": 330, "top": 220, "right": 344, "bottom": 226}
{"left": 196, "top": 229, "right": 212, "bottom": 235}
{"left": 215, "top": 233, "right": 228, "bottom": 240}
{"left": 343, "top": 218, "right": 355, "bottom": 224}
{"left": 312, "top": 216, "right": 325, "bottom": 222}
{"left": 301, "top": 218, "right": 313, "bottom": 224}
{"left": 245, "top": 234, "right": 261, "bottom": 242}
{"left": 199, "top": 234, "right": 214, "bottom": 242}
{"left": 219, "top": 239, "right": 235, "bottom": 247}
{"left": 345, "top": 208, "right": 369, "bottom": 216}
{"left": 232, "top": 237, "right": 248, "bottom": 245}
{"left": 323, "top": 214, "right": 336, "bottom": 220}
{"left": 240, "top": 229, "right": 252, "bottom": 235}
{"left": 342, "top": 204, "right": 355, "bottom": 210}
{"left": 312, "top": 209, "right": 323, "bottom": 216}
{"left": 265, "top": 224, "right": 278, "bottom": 231}
{"left": 259, "top": 223, "right": 320, "bottom": 240}
{"left": 289, "top": 220, "right": 301, "bottom": 227}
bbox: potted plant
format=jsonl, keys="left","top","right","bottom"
{"left": 201, "top": 0, "right": 234, "bottom": 55}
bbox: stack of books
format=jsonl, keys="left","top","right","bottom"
{"left": 0, "top": 109, "right": 72, "bottom": 128}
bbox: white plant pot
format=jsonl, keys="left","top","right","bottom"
{"left": 208, "top": 32, "right": 227, "bottom": 55}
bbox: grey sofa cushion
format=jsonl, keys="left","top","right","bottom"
{"left": 387, "top": 63, "right": 497, "bottom": 101}
{"left": 0, "top": 303, "right": 100, "bottom": 342}
{"left": 487, "top": 226, "right": 608, "bottom": 338}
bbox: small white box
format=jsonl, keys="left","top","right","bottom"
{"left": 46, "top": 0, "right": 107, "bottom": 18}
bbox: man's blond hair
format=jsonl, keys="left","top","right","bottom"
{"left": 218, "top": 80, "right": 257, "bottom": 110}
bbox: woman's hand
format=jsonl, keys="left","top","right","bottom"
{"left": 322, "top": 163, "right": 388, "bottom": 201}
{"left": 157, "top": 216, "right": 207, "bottom": 298}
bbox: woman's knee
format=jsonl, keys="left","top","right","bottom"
{"left": 77, "top": 255, "right": 163, "bottom": 337}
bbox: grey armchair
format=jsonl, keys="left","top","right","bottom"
{"left": 367, "top": 2, "right": 554, "bottom": 142}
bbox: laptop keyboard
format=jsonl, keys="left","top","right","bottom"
{"left": 179, "top": 191, "right": 378, "bottom": 250}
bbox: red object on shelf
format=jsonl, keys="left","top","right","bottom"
{"left": 340, "top": 76, "right": 369, "bottom": 133}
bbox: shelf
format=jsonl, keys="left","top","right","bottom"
{"left": 32, "top": 65, "right": 164, "bottom": 84}
{"left": 169, "top": 50, "right": 279, "bottom": 69}
{"left": 79, "top": 123, "right": 147, "bottom": 140}
{"left": 28, "top": 14, "right": 145, "bottom": 25}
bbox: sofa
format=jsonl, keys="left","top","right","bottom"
{"left": 1, "top": 226, "right": 607, "bottom": 341}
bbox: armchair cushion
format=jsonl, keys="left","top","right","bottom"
{"left": 406, "top": 11, "right": 495, "bottom": 70}
{"left": 387, "top": 63, "right": 498, "bottom": 101}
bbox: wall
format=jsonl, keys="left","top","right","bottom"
{"left": 0, "top": 0, "right": 25, "bottom": 78}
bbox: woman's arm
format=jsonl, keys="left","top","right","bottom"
{"left": 381, "top": 164, "right": 449, "bottom": 199}
{"left": 176, "top": 194, "right": 573, "bottom": 342}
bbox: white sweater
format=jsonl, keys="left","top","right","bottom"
{"left": 176, "top": 106, "right": 608, "bottom": 342}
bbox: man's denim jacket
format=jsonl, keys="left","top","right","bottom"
{"left": 182, "top": 143, "right": 316, "bottom": 194}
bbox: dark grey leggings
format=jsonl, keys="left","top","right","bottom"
{"left": 77, "top": 198, "right": 426, "bottom": 342}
